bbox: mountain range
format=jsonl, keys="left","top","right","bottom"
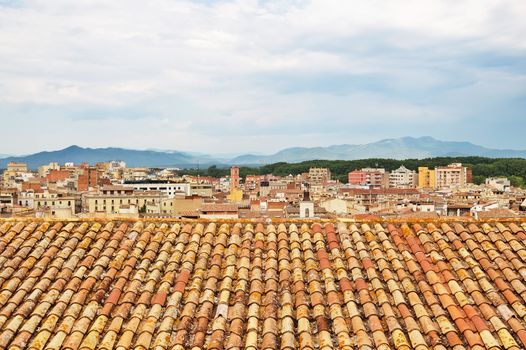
{"left": 1, "top": 136, "right": 525, "bottom": 169}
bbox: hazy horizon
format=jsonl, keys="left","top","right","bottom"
{"left": 1, "top": 1, "right": 525, "bottom": 154}
{"left": 2, "top": 135, "right": 526, "bottom": 159}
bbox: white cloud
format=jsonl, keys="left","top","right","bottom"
{"left": 0, "top": 0, "right": 525, "bottom": 153}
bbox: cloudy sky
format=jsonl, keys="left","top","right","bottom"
{"left": 0, "top": 0, "right": 525, "bottom": 155}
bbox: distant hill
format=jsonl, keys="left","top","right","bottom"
{"left": 231, "top": 136, "right": 526, "bottom": 164}
{"left": 0, "top": 145, "right": 215, "bottom": 169}
{"left": 1, "top": 137, "right": 525, "bottom": 169}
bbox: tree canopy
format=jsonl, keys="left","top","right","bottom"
{"left": 182, "top": 157, "right": 526, "bottom": 187}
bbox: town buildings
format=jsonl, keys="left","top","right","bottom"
{"left": 1, "top": 160, "right": 523, "bottom": 219}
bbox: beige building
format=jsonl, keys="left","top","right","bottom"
{"left": 190, "top": 183, "right": 213, "bottom": 197}
{"left": 84, "top": 186, "right": 166, "bottom": 215}
{"left": 6, "top": 162, "right": 28, "bottom": 172}
{"left": 152, "top": 195, "right": 205, "bottom": 216}
{"left": 308, "top": 168, "right": 331, "bottom": 185}
{"left": 173, "top": 195, "right": 203, "bottom": 217}
{"left": 435, "top": 163, "right": 470, "bottom": 188}
{"left": 123, "top": 168, "right": 149, "bottom": 181}
{"left": 320, "top": 198, "right": 348, "bottom": 215}
{"left": 38, "top": 162, "right": 60, "bottom": 177}
{"left": 2, "top": 162, "right": 31, "bottom": 187}
{"left": 34, "top": 191, "right": 78, "bottom": 217}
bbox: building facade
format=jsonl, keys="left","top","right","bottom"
{"left": 417, "top": 167, "right": 436, "bottom": 189}
{"left": 435, "top": 163, "right": 471, "bottom": 188}
{"left": 348, "top": 168, "right": 388, "bottom": 189}
{"left": 389, "top": 165, "right": 416, "bottom": 189}
{"left": 308, "top": 168, "right": 331, "bottom": 185}
{"left": 85, "top": 186, "right": 166, "bottom": 214}
{"left": 230, "top": 166, "right": 240, "bottom": 190}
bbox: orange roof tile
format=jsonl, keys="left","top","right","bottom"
{"left": 0, "top": 219, "right": 525, "bottom": 349}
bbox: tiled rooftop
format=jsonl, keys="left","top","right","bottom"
{"left": 0, "top": 219, "right": 526, "bottom": 349}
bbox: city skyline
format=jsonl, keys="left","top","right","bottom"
{"left": 1, "top": 0, "right": 525, "bottom": 154}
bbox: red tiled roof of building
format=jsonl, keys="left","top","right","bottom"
{"left": 476, "top": 208, "right": 524, "bottom": 218}
{"left": 178, "top": 210, "right": 199, "bottom": 217}
{"left": 0, "top": 219, "right": 525, "bottom": 349}
{"left": 200, "top": 203, "right": 238, "bottom": 212}
{"left": 267, "top": 201, "right": 287, "bottom": 210}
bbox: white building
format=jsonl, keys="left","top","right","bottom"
{"left": 320, "top": 198, "right": 348, "bottom": 214}
{"left": 485, "top": 177, "right": 510, "bottom": 193}
{"left": 18, "top": 189, "right": 35, "bottom": 208}
{"left": 299, "top": 191, "right": 315, "bottom": 218}
{"left": 109, "top": 160, "right": 126, "bottom": 170}
{"left": 389, "top": 165, "right": 416, "bottom": 189}
{"left": 123, "top": 182, "right": 191, "bottom": 197}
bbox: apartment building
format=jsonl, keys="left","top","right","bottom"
{"left": 123, "top": 181, "right": 191, "bottom": 197}
{"left": 2, "top": 162, "right": 32, "bottom": 187}
{"left": 418, "top": 167, "right": 436, "bottom": 189}
{"left": 38, "top": 162, "right": 60, "bottom": 177}
{"left": 17, "top": 189, "right": 35, "bottom": 208}
{"left": 123, "top": 168, "right": 149, "bottom": 181}
{"left": 33, "top": 190, "right": 78, "bottom": 217}
{"left": 309, "top": 168, "right": 331, "bottom": 185}
{"left": 84, "top": 186, "right": 167, "bottom": 214}
{"left": 348, "top": 168, "right": 388, "bottom": 189}
{"left": 389, "top": 165, "right": 416, "bottom": 189}
{"left": 77, "top": 166, "right": 99, "bottom": 192}
{"left": 485, "top": 177, "right": 511, "bottom": 193}
{"left": 435, "top": 163, "right": 471, "bottom": 188}
{"left": 190, "top": 183, "right": 213, "bottom": 197}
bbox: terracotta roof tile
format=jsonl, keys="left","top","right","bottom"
{"left": 0, "top": 219, "right": 525, "bottom": 349}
